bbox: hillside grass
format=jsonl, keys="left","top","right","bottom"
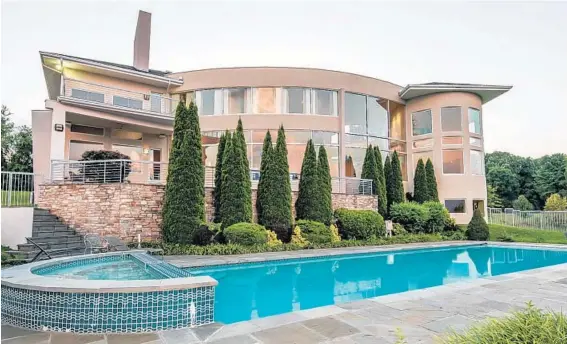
{"left": 1, "top": 190, "right": 33, "bottom": 207}
{"left": 488, "top": 224, "right": 567, "bottom": 244}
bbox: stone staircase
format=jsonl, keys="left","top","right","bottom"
{"left": 8, "top": 208, "right": 85, "bottom": 261}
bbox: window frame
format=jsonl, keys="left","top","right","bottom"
{"left": 468, "top": 107, "right": 482, "bottom": 136}
{"left": 440, "top": 106, "right": 463, "bottom": 133}
{"left": 70, "top": 124, "right": 105, "bottom": 137}
{"left": 442, "top": 149, "right": 465, "bottom": 175}
{"left": 311, "top": 88, "right": 337, "bottom": 116}
{"left": 68, "top": 139, "right": 104, "bottom": 161}
{"left": 284, "top": 87, "right": 307, "bottom": 114}
{"left": 411, "top": 109, "right": 433, "bottom": 137}
{"left": 470, "top": 149, "right": 485, "bottom": 176}
{"left": 225, "top": 88, "right": 248, "bottom": 114}
{"left": 71, "top": 88, "right": 105, "bottom": 103}
{"left": 444, "top": 199, "right": 467, "bottom": 214}
{"left": 111, "top": 143, "right": 144, "bottom": 174}
{"left": 112, "top": 95, "right": 143, "bottom": 110}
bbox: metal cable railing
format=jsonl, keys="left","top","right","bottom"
{"left": 50, "top": 160, "right": 374, "bottom": 195}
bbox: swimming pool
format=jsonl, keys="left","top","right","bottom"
{"left": 189, "top": 244, "right": 567, "bottom": 324}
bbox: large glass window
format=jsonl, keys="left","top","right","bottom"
{"left": 70, "top": 124, "right": 104, "bottom": 136}
{"left": 443, "top": 150, "right": 464, "bottom": 174}
{"left": 312, "top": 131, "right": 339, "bottom": 145}
{"left": 69, "top": 140, "right": 103, "bottom": 160}
{"left": 112, "top": 144, "right": 143, "bottom": 172}
{"left": 470, "top": 150, "right": 484, "bottom": 176}
{"left": 445, "top": 199, "right": 466, "bottom": 213}
{"left": 345, "top": 148, "right": 365, "bottom": 178}
{"left": 312, "top": 89, "right": 335, "bottom": 116}
{"left": 227, "top": 88, "right": 247, "bottom": 114}
{"left": 255, "top": 88, "right": 276, "bottom": 113}
{"left": 441, "top": 107, "right": 462, "bottom": 132}
{"left": 389, "top": 102, "right": 406, "bottom": 141}
{"left": 113, "top": 96, "right": 143, "bottom": 110}
{"left": 345, "top": 92, "right": 367, "bottom": 134}
{"left": 71, "top": 89, "right": 104, "bottom": 103}
{"left": 368, "top": 136, "right": 388, "bottom": 152}
{"left": 200, "top": 89, "right": 218, "bottom": 115}
{"left": 442, "top": 137, "right": 462, "bottom": 145}
{"left": 412, "top": 110, "right": 432, "bottom": 136}
{"left": 469, "top": 137, "right": 482, "bottom": 147}
{"left": 413, "top": 151, "right": 433, "bottom": 171}
{"left": 286, "top": 88, "right": 305, "bottom": 114}
{"left": 468, "top": 108, "right": 482, "bottom": 135}
{"left": 367, "top": 96, "right": 388, "bottom": 137}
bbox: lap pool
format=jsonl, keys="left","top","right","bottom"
{"left": 188, "top": 244, "right": 567, "bottom": 324}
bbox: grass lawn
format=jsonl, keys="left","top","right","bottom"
{"left": 489, "top": 224, "right": 567, "bottom": 244}
{"left": 1, "top": 190, "right": 33, "bottom": 207}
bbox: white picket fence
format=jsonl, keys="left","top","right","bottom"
{"left": 1, "top": 172, "right": 42, "bottom": 207}
{"left": 487, "top": 208, "right": 567, "bottom": 232}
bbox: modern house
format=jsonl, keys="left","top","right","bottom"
{"left": 32, "top": 10, "right": 511, "bottom": 223}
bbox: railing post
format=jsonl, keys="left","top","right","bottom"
{"left": 7, "top": 172, "right": 13, "bottom": 207}
{"left": 120, "top": 161, "right": 123, "bottom": 183}
{"left": 103, "top": 161, "right": 107, "bottom": 183}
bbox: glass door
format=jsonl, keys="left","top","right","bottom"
{"left": 473, "top": 199, "right": 485, "bottom": 216}
{"left": 150, "top": 93, "right": 162, "bottom": 113}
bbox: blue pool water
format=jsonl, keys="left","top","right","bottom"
{"left": 39, "top": 260, "right": 163, "bottom": 280}
{"left": 189, "top": 244, "right": 567, "bottom": 324}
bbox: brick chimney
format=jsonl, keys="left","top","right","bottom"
{"left": 133, "top": 10, "right": 151, "bottom": 72}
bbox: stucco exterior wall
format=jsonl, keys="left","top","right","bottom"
{"left": 38, "top": 184, "right": 377, "bottom": 242}
{"left": 405, "top": 92, "right": 486, "bottom": 223}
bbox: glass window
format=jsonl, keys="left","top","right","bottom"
{"left": 442, "top": 136, "right": 463, "bottom": 145}
{"left": 112, "top": 144, "right": 142, "bottom": 172}
{"left": 413, "top": 138, "right": 433, "bottom": 149}
{"left": 111, "top": 129, "right": 142, "bottom": 140}
{"left": 345, "top": 92, "right": 367, "bottom": 134}
{"left": 470, "top": 137, "right": 482, "bottom": 147}
{"left": 69, "top": 140, "right": 103, "bottom": 160}
{"left": 316, "top": 145, "right": 340, "bottom": 177}
{"left": 398, "top": 154, "right": 408, "bottom": 181}
{"left": 255, "top": 88, "right": 276, "bottom": 113}
{"left": 285, "top": 131, "right": 311, "bottom": 143}
{"left": 286, "top": 88, "right": 305, "bottom": 114}
{"left": 413, "top": 151, "right": 433, "bottom": 171}
{"left": 469, "top": 108, "right": 482, "bottom": 135}
{"left": 441, "top": 107, "right": 462, "bottom": 132}
{"left": 470, "top": 150, "right": 484, "bottom": 175}
{"left": 113, "top": 96, "right": 142, "bottom": 110}
{"left": 368, "top": 136, "right": 388, "bottom": 152}
{"left": 186, "top": 91, "right": 196, "bottom": 104}
{"left": 287, "top": 143, "right": 307, "bottom": 174}
{"left": 312, "top": 131, "right": 339, "bottom": 145}
{"left": 312, "top": 89, "right": 335, "bottom": 116}
{"left": 200, "top": 89, "right": 216, "bottom": 115}
{"left": 443, "top": 150, "right": 464, "bottom": 174}
{"left": 203, "top": 145, "right": 218, "bottom": 167}
{"left": 412, "top": 110, "right": 432, "bottom": 136}
{"left": 345, "top": 148, "right": 365, "bottom": 178}
{"left": 367, "top": 96, "right": 388, "bottom": 137}
{"left": 345, "top": 134, "right": 367, "bottom": 148}
{"left": 70, "top": 124, "right": 104, "bottom": 136}
{"left": 390, "top": 140, "right": 406, "bottom": 155}
{"left": 71, "top": 89, "right": 104, "bottom": 103}
{"left": 227, "top": 88, "right": 247, "bottom": 114}
{"left": 251, "top": 144, "right": 263, "bottom": 170}
{"left": 445, "top": 199, "right": 466, "bottom": 213}
{"left": 389, "top": 101, "right": 406, "bottom": 141}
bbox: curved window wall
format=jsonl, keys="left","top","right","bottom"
{"left": 192, "top": 88, "right": 338, "bottom": 116}
{"left": 202, "top": 130, "right": 340, "bottom": 177}
{"left": 344, "top": 92, "right": 407, "bottom": 180}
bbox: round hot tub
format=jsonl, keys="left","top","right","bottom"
{"left": 1, "top": 251, "right": 217, "bottom": 333}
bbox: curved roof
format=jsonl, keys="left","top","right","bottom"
{"left": 399, "top": 82, "right": 512, "bottom": 104}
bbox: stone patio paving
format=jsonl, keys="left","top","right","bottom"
{"left": 3, "top": 242, "right": 567, "bottom": 343}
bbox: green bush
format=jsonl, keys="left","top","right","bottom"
{"left": 317, "top": 146, "right": 333, "bottom": 225}
{"left": 441, "top": 302, "right": 567, "bottom": 344}
{"left": 389, "top": 202, "right": 429, "bottom": 233}
{"left": 295, "top": 139, "right": 321, "bottom": 222}
{"left": 425, "top": 158, "right": 439, "bottom": 202}
{"left": 413, "top": 158, "right": 429, "bottom": 203}
{"left": 79, "top": 150, "right": 132, "bottom": 183}
{"left": 296, "top": 220, "right": 333, "bottom": 244}
{"left": 423, "top": 201, "right": 450, "bottom": 233}
{"left": 334, "top": 208, "right": 385, "bottom": 240}
{"left": 223, "top": 223, "right": 268, "bottom": 245}
{"left": 192, "top": 223, "right": 222, "bottom": 246}
{"left": 392, "top": 223, "right": 407, "bottom": 236}
{"left": 466, "top": 209, "right": 489, "bottom": 241}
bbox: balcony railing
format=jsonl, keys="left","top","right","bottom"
{"left": 61, "top": 78, "right": 179, "bottom": 116}
{"left": 50, "top": 160, "right": 373, "bottom": 195}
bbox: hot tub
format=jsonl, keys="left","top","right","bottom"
{"left": 1, "top": 251, "right": 217, "bottom": 333}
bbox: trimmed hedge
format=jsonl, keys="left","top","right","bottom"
{"left": 136, "top": 233, "right": 451, "bottom": 255}
{"left": 389, "top": 202, "right": 429, "bottom": 233}
{"left": 296, "top": 220, "right": 333, "bottom": 244}
{"left": 466, "top": 209, "right": 489, "bottom": 241}
{"left": 223, "top": 223, "right": 268, "bottom": 245}
{"left": 423, "top": 201, "right": 450, "bottom": 233}
{"left": 334, "top": 208, "right": 385, "bottom": 240}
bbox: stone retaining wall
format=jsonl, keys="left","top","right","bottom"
{"left": 38, "top": 183, "right": 377, "bottom": 241}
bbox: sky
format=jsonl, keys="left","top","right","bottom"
{"left": 1, "top": 1, "right": 566, "bottom": 158}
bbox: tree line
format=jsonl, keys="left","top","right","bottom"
{"left": 485, "top": 151, "right": 567, "bottom": 210}
{"left": 1, "top": 105, "right": 32, "bottom": 172}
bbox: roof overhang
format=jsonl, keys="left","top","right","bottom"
{"left": 40, "top": 51, "right": 183, "bottom": 87}
{"left": 399, "top": 83, "right": 512, "bottom": 104}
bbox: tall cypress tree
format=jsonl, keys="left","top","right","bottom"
{"left": 361, "top": 145, "right": 379, "bottom": 196}
{"left": 235, "top": 118, "right": 252, "bottom": 194}
{"left": 162, "top": 101, "right": 205, "bottom": 243}
{"left": 373, "top": 146, "right": 387, "bottom": 217}
{"left": 213, "top": 132, "right": 227, "bottom": 223}
{"left": 390, "top": 151, "right": 405, "bottom": 205}
{"left": 295, "top": 139, "right": 319, "bottom": 221}
{"left": 263, "top": 126, "right": 293, "bottom": 236}
{"left": 317, "top": 145, "right": 333, "bottom": 225}
{"left": 413, "top": 158, "right": 429, "bottom": 203}
{"left": 256, "top": 130, "right": 273, "bottom": 226}
{"left": 425, "top": 158, "right": 439, "bottom": 202}
{"left": 384, "top": 155, "right": 393, "bottom": 215}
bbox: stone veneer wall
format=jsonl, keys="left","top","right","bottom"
{"left": 38, "top": 184, "right": 377, "bottom": 242}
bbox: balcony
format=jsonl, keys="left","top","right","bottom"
{"left": 59, "top": 78, "right": 179, "bottom": 117}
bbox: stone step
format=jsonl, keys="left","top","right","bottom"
{"left": 33, "top": 214, "right": 61, "bottom": 222}
{"left": 17, "top": 242, "right": 85, "bottom": 252}
{"left": 25, "top": 235, "right": 83, "bottom": 244}
{"left": 33, "top": 220, "right": 68, "bottom": 227}
{"left": 33, "top": 208, "right": 51, "bottom": 216}
{"left": 32, "top": 229, "right": 77, "bottom": 238}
